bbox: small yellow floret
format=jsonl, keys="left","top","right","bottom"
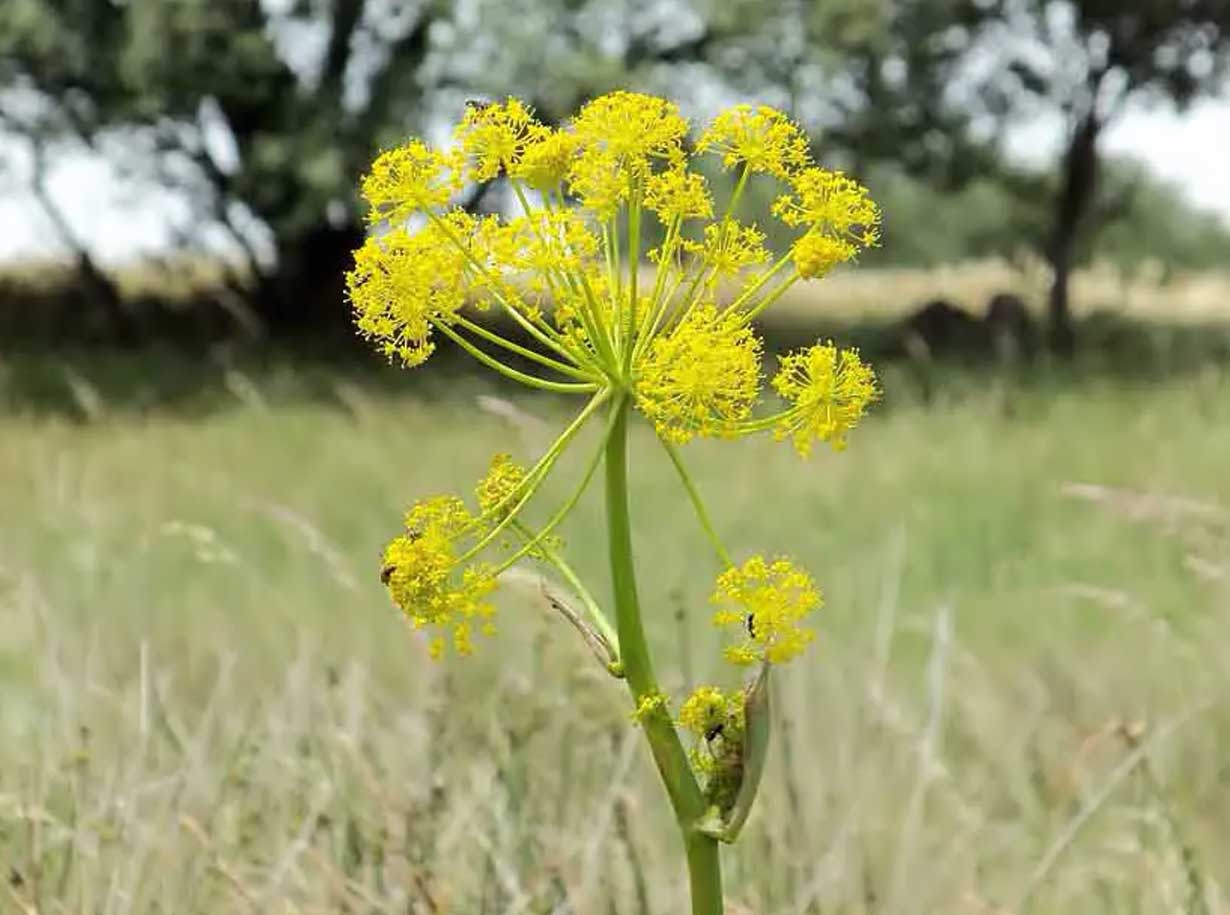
{"left": 455, "top": 98, "right": 548, "bottom": 182}
{"left": 678, "top": 686, "right": 743, "bottom": 738}
{"left": 476, "top": 453, "right": 529, "bottom": 519}
{"left": 361, "top": 140, "right": 463, "bottom": 224}
{"left": 772, "top": 167, "right": 881, "bottom": 244}
{"left": 698, "top": 104, "right": 811, "bottom": 178}
{"left": 635, "top": 305, "right": 763, "bottom": 444}
{"left": 772, "top": 342, "right": 877, "bottom": 454}
{"left": 712, "top": 556, "right": 820, "bottom": 665}
{"left": 381, "top": 496, "right": 498, "bottom": 659}
{"left": 791, "top": 232, "right": 857, "bottom": 279}
{"left": 645, "top": 167, "right": 713, "bottom": 222}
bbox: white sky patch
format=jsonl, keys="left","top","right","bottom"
{"left": 1007, "top": 96, "right": 1230, "bottom": 218}
{"left": 1102, "top": 98, "right": 1230, "bottom": 217}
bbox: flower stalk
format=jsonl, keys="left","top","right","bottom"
{"left": 347, "top": 92, "right": 884, "bottom": 913}
{"left": 605, "top": 397, "right": 723, "bottom": 914}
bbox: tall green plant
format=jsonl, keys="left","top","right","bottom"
{"left": 347, "top": 93, "right": 880, "bottom": 913}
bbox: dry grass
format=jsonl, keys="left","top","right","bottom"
{"left": 1, "top": 357, "right": 1229, "bottom": 913}
{"left": 773, "top": 258, "right": 1230, "bottom": 324}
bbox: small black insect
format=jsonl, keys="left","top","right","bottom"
{"left": 380, "top": 528, "right": 423, "bottom": 584}
{"left": 465, "top": 98, "right": 496, "bottom": 112}
{"left": 705, "top": 723, "right": 725, "bottom": 742}
{"left": 746, "top": 612, "right": 756, "bottom": 638}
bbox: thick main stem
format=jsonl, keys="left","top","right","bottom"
{"left": 604, "top": 398, "right": 723, "bottom": 915}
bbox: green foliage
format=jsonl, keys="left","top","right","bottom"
{"left": 865, "top": 159, "right": 1230, "bottom": 271}
{"left": 698, "top": 155, "right": 1230, "bottom": 271}
{"left": 2, "top": 0, "right": 1229, "bottom": 335}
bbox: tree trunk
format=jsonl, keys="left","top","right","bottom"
{"left": 1047, "top": 109, "right": 1101, "bottom": 354}
{"left": 28, "top": 139, "right": 135, "bottom": 342}
{"left": 252, "top": 179, "right": 503, "bottom": 336}
{"left": 74, "top": 251, "right": 135, "bottom": 343}
{"left": 257, "top": 222, "right": 365, "bottom": 334}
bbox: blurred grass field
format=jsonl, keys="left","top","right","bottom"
{"left": 2, "top": 281, "right": 1230, "bottom": 914}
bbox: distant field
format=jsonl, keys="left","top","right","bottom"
{"left": 5, "top": 255, "right": 1230, "bottom": 333}
{"left": 1, "top": 351, "right": 1228, "bottom": 913}
{"left": 775, "top": 258, "right": 1230, "bottom": 324}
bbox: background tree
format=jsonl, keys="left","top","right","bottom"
{"left": 1, "top": 0, "right": 445, "bottom": 333}
{"left": 703, "top": 0, "right": 1230, "bottom": 347}
{"left": 0, "top": 0, "right": 730, "bottom": 336}
{"left": 955, "top": 0, "right": 1230, "bottom": 348}
{"left": 2, "top": 0, "right": 1229, "bottom": 345}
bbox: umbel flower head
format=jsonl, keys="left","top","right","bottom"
{"left": 347, "top": 91, "right": 881, "bottom": 661}
{"left": 678, "top": 684, "right": 745, "bottom": 795}
{"left": 381, "top": 496, "right": 497, "bottom": 659}
{"left": 346, "top": 91, "right": 880, "bottom": 453}
{"left": 636, "top": 305, "right": 762, "bottom": 444}
{"left": 711, "top": 556, "right": 821, "bottom": 665}
{"left": 772, "top": 342, "right": 877, "bottom": 454}
{"left": 679, "top": 685, "right": 744, "bottom": 739}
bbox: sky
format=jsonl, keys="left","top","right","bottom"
{"left": 1, "top": 96, "right": 1228, "bottom": 265}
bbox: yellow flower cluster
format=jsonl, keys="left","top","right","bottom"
{"left": 475, "top": 453, "right": 528, "bottom": 518}
{"left": 570, "top": 91, "right": 689, "bottom": 168}
{"left": 636, "top": 305, "right": 762, "bottom": 443}
{"left": 682, "top": 222, "right": 770, "bottom": 282}
{"left": 645, "top": 167, "right": 714, "bottom": 222}
{"left": 678, "top": 684, "right": 747, "bottom": 806}
{"left": 712, "top": 556, "right": 821, "bottom": 665}
{"left": 632, "top": 689, "right": 669, "bottom": 723}
{"left": 772, "top": 342, "right": 878, "bottom": 454}
{"left": 379, "top": 450, "right": 572, "bottom": 659}
{"left": 791, "top": 233, "right": 857, "bottom": 280}
{"left": 697, "top": 104, "right": 811, "bottom": 178}
{"left": 456, "top": 98, "right": 546, "bottom": 182}
{"left": 348, "top": 93, "right": 880, "bottom": 458}
{"left": 348, "top": 213, "right": 473, "bottom": 367}
{"left": 678, "top": 685, "right": 744, "bottom": 739}
{"left": 349, "top": 91, "right": 884, "bottom": 667}
{"left": 381, "top": 496, "right": 497, "bottom": 659}
{"left": 361, "top": 141, "right": 463, "bottom": 225}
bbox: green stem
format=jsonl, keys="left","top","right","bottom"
{"left": 507, "top": 180, "right": 616, "bottom": 372}
{"left": 738, "top": 272, "right": 800, "bottom": 326}
{"left": 604, "top": 397, "right": 723, "bottom": 915}
{"left": 433, "top": 321, "right": 598, "bottom": 394}
{"left": 659, "top": 439, "right": 733, "bottom": 567}
{"left": 514, "top": 522, "right": 619, "bottom": 655}
{"left": 494, "top": 422, "right": 611, "bottom": 572}
{"left": 724, "top": 164, "right": 752, "bottom": 223}
{"left": 454, "top": 314, "right": 594, "bottom": 380}
{"left": 461, "top": 391, "right": 609, "bottom": 561}
{"left": 725, "top": 251, "right": 793, "bottom": 316}
{"left": 626, "top": 191, "right": 642, "bottom": 373}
